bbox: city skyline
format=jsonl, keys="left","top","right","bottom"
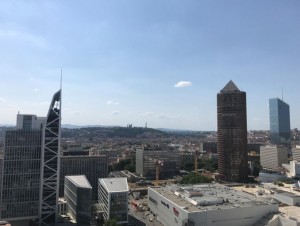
{"left": 0, "top": 1, "right": 300, "bottom": 130}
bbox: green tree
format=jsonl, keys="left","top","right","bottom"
{"left": 105, "top": 218, "right": 118, "bottom": 226}
{"left": 180, "top": 172, "right": 213, "bottom": 184}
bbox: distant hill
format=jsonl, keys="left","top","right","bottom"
{"left": 61, "top": 126, "right": 166, "bottom": 139}
{"left": 62, "top": 124, "right": 119, "bottom": 129}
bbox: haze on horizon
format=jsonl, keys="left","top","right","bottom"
{"left": 0, "top": 0, "right": 300, "bottom": 131}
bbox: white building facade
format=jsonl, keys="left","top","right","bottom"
{"left": 260, "top": 145, "right": 288, "bottom": 171}
{"left": 98, "top": 178, "right": 128, "bottom": 225}
{"left": 148, "top": 184, "right": 279, "bottom": 226}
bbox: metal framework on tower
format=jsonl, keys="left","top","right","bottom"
{"left": 39, "top": 90, "right": 61, "bottom": 226}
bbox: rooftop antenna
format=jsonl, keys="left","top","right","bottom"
{"left": 281, "top": 87, "right": 283, "bottom": 101}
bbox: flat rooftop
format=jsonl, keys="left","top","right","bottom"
{"left": 149, "top": 184, "right": 278, "bottom": 213}
{"left": 100, "top": 178, "right": 129, "bottom": 192}
{"left": 65, "top": 175, "right": 92, "bottom": 189}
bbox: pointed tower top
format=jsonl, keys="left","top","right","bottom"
{"left": 221, "top": 80, "right": 240, "bottom": 93}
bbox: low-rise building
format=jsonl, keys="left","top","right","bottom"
{"left": 148, "top": 184, "right": 279, "bottom": 226}
{"left": 273, "top": 192, "right": 300, "bottom": 206}
{"left": 259, "top": 171, "right": 288, "bottom": 183}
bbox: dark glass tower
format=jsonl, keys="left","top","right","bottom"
{"left": 39, "top": 90, "right": 61, "bottom": 226}
{"left": 1, "top": 125, "right": 43, "bottom": 220}
{"left": 217, "top": 80, "right": 248, "bottom": 182}
{"left": 0, "top": 91, "right": 61, "bottom": 226}
{"left": 269, "top": 98, "right": 291, "bottom": 146}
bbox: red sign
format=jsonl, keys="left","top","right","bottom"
{"left": 173, "top": 207, "right": 179, "bottom": 217}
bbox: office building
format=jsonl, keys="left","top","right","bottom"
{"left": 39, "top": 90, "right": 61, "bottom": 226}
{"left": 62, "top": 143, "right": 89, "bottom": 156}
{"left": 135, "top": 146, "right": 180, "bottom": 179}
{"left": 0, "top": 115, "right": 44, "bottom": 221}
{"left": 260, "top": 145, "right": 288, "bottom": 171}
{"left": 269, "top": 98, "right": 291, "bottom": 146}
{"left": 292, "top": 145, "right": 300, "bottom": 162}
{"left": 0, "top": 90, "right": 61, "bottom": 226}
{"left": 180, "top": 152, "right": 195, "bottom": 169}
{"left": 60, "top": 155, "right": 108, "bottom": 201}
{"left": 217, "top": 80, "right": 248, "bottom": 181}
{"left": 148, "top": 184, "right": 278, "bottom": 226}
{"left": 64, "top": 175, "right": 92, "bottom": 226}
{"left": 98, "top": 178, "right": 129, "bottom": 225}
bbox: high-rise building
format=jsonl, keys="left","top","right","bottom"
{"left": 0, "top": 115, "right": 44, "bottom": 222}
{"left": 135, "top": 146, "right": 180, "bottom": 180}
{"left": 98, "top": 178, "right": 129, "bottom": 225}
{"left": 64, "top": 175, "right": 92, "bottom": 226}
{"left": 0, "top": 90, "right": 61, "bottom": 226}
{"left": 217, "top": 80, "right": 248, "bottom": 182}
{"left": 269, "top": 98, "right": 291, "bottom": 146}
{"left": 39, "top": 90, "right": 61, "bottom": 226}
{"left": 59, "top": 155, "right": 108, "bottom": 201}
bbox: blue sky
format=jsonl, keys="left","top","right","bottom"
{"left": 0, "top": 0, "right": 300, "bottom": 130}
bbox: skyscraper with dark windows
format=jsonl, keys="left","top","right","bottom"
{"left": 269, "top": 98, "right": 291, "bottom": 146}
{"left": 39, "top": 90, "right": 61, "bottom": 226}
{"left": 0, "top": 115, "right": 44, "bottom": 222}
{"left": 217, "top": 80, "right": 248, "bottom": 182}
{"left": 0, "top": 90, "right": 61, "bottom": 226}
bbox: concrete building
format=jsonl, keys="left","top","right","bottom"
{"left": 273, "top": 192, "right": 300, "bottom": 206}
{"left": 0, "top": 90, "right": 61, "bottom": 226}
{"left": 282, "top": 160, "right": 300, "bottom": 178}
{"left": 98, "top": 178, "right": 129, "bottom": 225}
{"left": 64, "top": 175, "right": 92, "bottom": 226}
{"left": 135, "top": 146, "right": 180, "bottom": 179}
{"left": 148, "top": 184, "right": 278, "bottom": 226}
{"left": 60, "top": 155, "right": 108, "bottom": 201}
{"left": 292, "top": 146, "right": 300, "bottom": 162}
{"left": 260, "top": 145, "right": 288, "bottom": 171}
{"left": 180, "top": 152, "right": 195, "bottom": 169}
{"left": 217, "top": 80, "right": 248, "bottom": 181}
{"left": 269, "top": 98, "right": 291, "bottom": 146}
{"left": 62, "top": 143, "right": 88, "bottom": 156}
{"left": 259, "top": 171, "right": 288, "bottom": 183}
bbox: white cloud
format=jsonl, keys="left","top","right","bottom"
{"left": 112, "top": 111, "right": 120, "bottom": 116}
{"left": 34, "top": 88, "right": 39, "bottom": 92}
{"left": 174, "top": 81, "right": 192, "bottom": 88}
{"left": 106, "top": 100, "right": 120, "bottom": 105}
{"left": 0, "top": 97, "right": 5, "bottom": 102}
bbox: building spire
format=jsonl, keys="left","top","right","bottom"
{"left": 60, "top": 68, "right": 62, "bottom": 91}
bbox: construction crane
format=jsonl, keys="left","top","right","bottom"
{"left": 155, "top": 160, "right": 163, "bottom": 186}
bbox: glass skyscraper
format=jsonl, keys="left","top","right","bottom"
{"left": 0, "top": 90, "right": 61, "bottom": 226}
{"left": 1, "top": 119, "right": 43, "bottom": 220}
{"left": 269, "top": 98, "right": 291, "bottom": 146}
